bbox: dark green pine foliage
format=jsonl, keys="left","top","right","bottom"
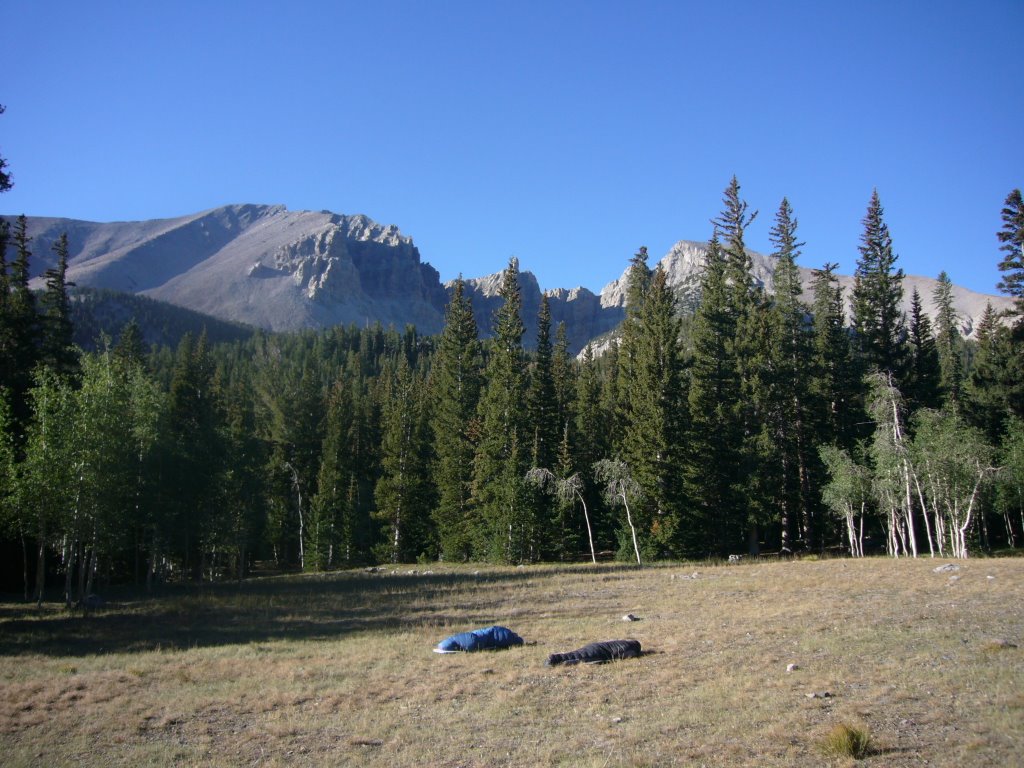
{"left": 614, "top": 247, "right": 653, "bottom": 456}
{"left": 551, "top": 322, "right": 575, "bottom": 444}
{"left": 851, "top": 190, "right": 906, "bottom": 382}
{"left": 932, "top": 272, "right": 963, "bottom": 409}
{"left": 163, "top": 332, "right": 224, "bottom": 579}
{"left": 905, "top": 287, "right": 942, "bottom": 412}
{"left": 472, "top": 258, "right": 533, "bottom": 562}
{"left": 215, "top": 376, "right": 266, "bottom": 581}
{"left": 528, "top": 295, "right": 559, "bottom": 472}
{"left": 809, "top": 263, "right": 860, "bottom": 448}
{"left": 310, "top": 377, "right": 355, "bottom": 568}
{"left": 694, "top": 177, "right": 761, "bottom": 555}
{"left": 347, "top": 366, "right": 382, "bottom": 559}
{"left": 430, "top": 278, "right": 482, "bottom": 561}
{"left": 573, "top": 343, "right": 610, "bottom": 550}
{"left": 599, "top": 340, "right": 621, "bottom": 456}
{"left": 0, "top": 105, "right": 11, "bottom": 193}
{"left": 996, "top": 189, "right": 1024, "bottom": 318}
{"left": 526, "top": 295, "right": 561, "bottom": 557}
{"left": 760, "top": 198, "right": 816, "bottom": 551}
{"left": 687, "top": 232, "right": 744, "bottom": 555}
{"left": 719, "top": 178, "right": 768, "bottom": 554}
{"left": 39, "top": 233, "right": 79, "bottom": 380}
{"left": 995, "top": 190, "right": 1024, "bottom": 420}
{"left": 256, "top": 349, "right": 325, "bottom": 570}
{"left": 0, "top": 219, "right": 11, "bottom": 394}
{"left": 619, "top": 264, "right": 687, "bottom": 557}
{"left": 113, "top": 319, "right": 148, "bottom": 369}
{"left": 4, "top": 216, "right": 40, "bottom": 428}
{"left": 967, "top": 303, "right": 1016, "bottom": 442}
{"left": 373, "top": 357, "right": 436, "bottom": 563}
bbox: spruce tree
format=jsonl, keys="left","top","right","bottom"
{"left": 810, "top": 263, "right": 859, "bottom": 447}
{"left": 525, "top": 295, "right": 562, "bottom": 557}
{"left": 761, "top": 198, "right": 816, "bottom": 551}
{"left": 0, "top": 104, "right": 11, "bottom": 194}
{"left": 528, "top": 295, "right": 559, "bottom": 472}
{"left": 374, "top": 357, "right": 435, "bottom": 563}
{"left": 430, "top": 278, "right": 482, "bottom": 561}
{"left": 932, "top": 271, "right": 963, "bottom": 409}
{"left": 615, "top": 247, "right": 653, "bottom": 454}
{"left": 967, "top": 303, "right": 1013, "bottom": 442}
{"left": 164, "top": 332, "right": 225, "bottom": 578}
{"left": 996, "top": 189, "right": 1024, "bottom": 317}
{"left": 551, "top": 321, "right": 575, "bottom": 442}
{"left": 573, "top": 344, "right": 608, "bottom": 550}
{"left": 472, "top": 258, "right": 532, "bottom": 561}
{"left": 905, "top": 287, "right": 941, "bottom": 412}
{"left": 619, "top": 264, "right": 687, "bottom": 556}
{"left": 990, "top": 190, "right": 1024, "bottom": 421}
{"left": 851, "top": 190, "right": 906, "bottom": 381}
{"left": 5, "top": 216, "right": 39, "bottom": 428}
{"left": 687, "top": 232, "right": 743, "bottom": 555}
{"left": 39, "top": 233, "right": 79, "bottom": 379}
{"left": 310, "top": 377, "right": 356, "bottom": 567}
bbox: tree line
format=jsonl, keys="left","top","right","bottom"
{"left": 1, "top": 177, "right": 1023, "bottom": 603}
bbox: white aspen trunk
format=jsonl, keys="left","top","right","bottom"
{"left": 62, "top": 535, "right": 75, "bottom": 606}
{"left": 901, "top": 459, "right": 918, "bottom": 557}
{"left": 889, "top": 389, "right": 917, "bottom": 558}
{"left": 857, "top": 507, "right": 865, "bottom": 558}
{"left": 392, "top": 500, "right": 402, "bottom": 564}
{"left": 575, "top": 489, "right": 597, "bottom": 564}
{"left": 912, "top": 472, "right": 936, "bottom": 557}
{"left": 845, "top": 505, "right": 857, "bottom": 557}
{"left": 285, "top": 462, "right": 305, "bottom": 571}
{"left": 620, "top": 487, "right": 642, "bottom": 567}
{"left": 34, "top": 536, "right": 46, "bottom": 607}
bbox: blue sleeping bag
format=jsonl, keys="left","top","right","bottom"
{"left": 434, "top": 625, "right": 524, "bottom": 653}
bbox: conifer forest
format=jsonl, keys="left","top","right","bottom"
{"left": 2, "top": 176, "right": 1023, "bottom": 604}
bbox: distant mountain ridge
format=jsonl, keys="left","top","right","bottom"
{"left": 6, "top": 205, "right": 1013, "bottom": 353}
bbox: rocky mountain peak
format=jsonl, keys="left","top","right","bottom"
{"left": 6, "top": 205, "right": 1013, "bottom": 353}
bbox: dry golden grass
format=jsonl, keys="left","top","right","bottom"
{"left": 1, "top": 557, "right": 1022, "bottom": 766}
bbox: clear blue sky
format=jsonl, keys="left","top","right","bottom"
{"left": 2, "top": 0, "right": 1021, "bottom": 296}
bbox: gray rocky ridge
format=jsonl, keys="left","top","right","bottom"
{"left": 9, "top": 204, "right": 1013, "bottom": 353}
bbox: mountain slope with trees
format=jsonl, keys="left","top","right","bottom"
{"left": 1, "top": 177, "right": 1023, "bottom": 599}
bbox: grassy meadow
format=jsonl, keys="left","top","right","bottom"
{"left": 0, "top": 557, "right": 1021, "bottom": 767}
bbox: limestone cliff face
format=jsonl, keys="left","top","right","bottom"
{"left": 456, "top": 270, "right": 621, "bottom": 355}
{"left": 18, "top": 205, "right": 449, "bottom": 334}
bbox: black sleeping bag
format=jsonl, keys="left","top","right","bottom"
{"left": 545, "top": 639, "right": 642, "bottom": 666}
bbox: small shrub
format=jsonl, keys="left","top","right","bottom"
{"left": 820, "top": 722, "right": 872, "bottom": 760}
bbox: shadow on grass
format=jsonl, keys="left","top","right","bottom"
{"left": 0, "top": 564, "right": 636, "bottom": 657}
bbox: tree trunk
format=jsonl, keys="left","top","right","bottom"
{"left": 285, "top": 462, "right": 305, "bottom": 571}
{"left": 575, "top": 489, "right": 597, "bottom": 564}
{"left": 33, "top": 537, "right": 46, "bottom": 607}
{"left": 621, "top": 487, "right": 641, "bottom": 567}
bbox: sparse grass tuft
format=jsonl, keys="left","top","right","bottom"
{"left": 820, "top": 722, "right": 872, "bottom": 760}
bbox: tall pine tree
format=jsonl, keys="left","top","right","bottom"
{"left": 687, "top": 232, "right": 743, "bottom": 555}
{"left": 851, "top": 190, "right": 906, "bottom": 382}
{"left": 996, "top": 188, "right": 1024, "bottom": 318}
{"left": 932, "top": 271, "right": 963, "bottom": 409}
{"left": 39, "top": 233, "right": 79, "bottom": 379}
{"left": 905, "top": 287, "right": 941, "bottom": 412}
{"left": 430, "top": 278, "right": 482, "bottom": 561}
{"left": 619, "top": 263, "right": 687, "bottom": 557}
{"left": 472, "top": 258, "right": 532, "bottom": 562}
